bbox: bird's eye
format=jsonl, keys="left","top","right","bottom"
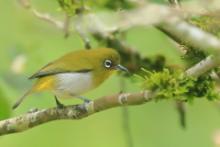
{"left": 104, "top": 59, "right": 112, "bottom": 68}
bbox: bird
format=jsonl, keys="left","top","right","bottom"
{"left": 12, "top": 48, "right": 128, "bottom": 109}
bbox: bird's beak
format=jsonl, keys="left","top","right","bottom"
{"left": 115, "top": 64, "right": 129, "bottom": 73}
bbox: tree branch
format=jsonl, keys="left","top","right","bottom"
{"left": 185, "top": 55, "right": 218, "bottom": 77}
{"left": 0, "top": 91, "right": 153, "bottom": 136}
{"left": 157, "top": 20, "right": 220, "bottom": 54}
{"left": 31, "top": 9, "right": 64, "bottom": 29}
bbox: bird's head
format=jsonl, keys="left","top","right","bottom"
{"left": 90, "top": 48, "right": 128, "bottom": 73}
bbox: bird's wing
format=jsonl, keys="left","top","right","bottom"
{"left": 29, "top": 52, "right": 93, "bottom": 79}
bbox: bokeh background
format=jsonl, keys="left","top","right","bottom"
{"left": 1, "top": 0, "right": 220, "bottom": 147}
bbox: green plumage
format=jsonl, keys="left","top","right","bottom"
{"left": 29, "top": 48, "right": 120, "bottom": 79}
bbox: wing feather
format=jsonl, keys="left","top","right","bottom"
{"left": 29, "top": 50, "right": 93, "bottom": 79}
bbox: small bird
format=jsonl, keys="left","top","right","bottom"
{"left": 12, "top": 48, "right": 128, "bottom": 109}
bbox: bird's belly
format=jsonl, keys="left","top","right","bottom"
{"left": 54, "top": 72, "right": 93, "bottom": 98}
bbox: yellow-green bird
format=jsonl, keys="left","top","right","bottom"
{"left": 12, "top": 48, "right": 128, "bottom": 109}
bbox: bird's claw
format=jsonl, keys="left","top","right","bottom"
{"left": 76, "top": 100, "right": 93, "bottom": 112}
{"left": 54, "top": 96, "right": 65, "bottom": 109}
{"left": 76, "top": 104, "right": 87, "bottom": 112}
{"left": 83, "top": 99, "right": 91, "bottom": 103}
{"left": 27, "top": 108, "right": 38, "bottom": 113}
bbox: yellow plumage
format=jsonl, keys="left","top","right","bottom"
{"left": 33, "top": 76, "right": 56, "bottom": 91}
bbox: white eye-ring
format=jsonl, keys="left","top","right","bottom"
{"left": 104, "top": 59, "right": 112, "bottom": 68}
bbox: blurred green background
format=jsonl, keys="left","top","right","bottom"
{"left": 1, "top": 0, "right": 220, "bottom": 147}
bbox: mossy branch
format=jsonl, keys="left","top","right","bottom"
{"left": 139, "top": 68, "right": 218, "bottom": 102}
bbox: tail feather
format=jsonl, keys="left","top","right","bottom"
{"left": 12, "top": 90, "right": 32, "bottom": 110}
{"left": 12, "top": 77, "right": 54, "bottom": 110}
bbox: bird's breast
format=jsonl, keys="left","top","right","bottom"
{"left": 54, "top": 72, "right": 93, "bottom": 98}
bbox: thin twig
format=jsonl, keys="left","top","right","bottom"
{"left": 74, "top": 13, "right": 92, "bottom": 49}
{"left": 168, "top": 0, "right": 181, "bottom": 9}
{"left": 63, "top": 13, "right": 71, "bottom": 38}
{"left": 119, "top": 78, "right": 134, "bottom": 147}
{"left": 175, "top": 101, "right": 186, "bottom": 128}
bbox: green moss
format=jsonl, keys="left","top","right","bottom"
{"left": 57, "top": 0, "right": 84, "bottom": 16}
{"left": 182, "top": 48, "right": 207, "bottom": 67}
{"left": 104, "top": 0, "right": 136, "bottom": 10}
{"left": 137, "top": 68, "right": 219, "bottom": 102}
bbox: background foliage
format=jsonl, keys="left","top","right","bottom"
{"left": 0, "top": 0, "right": 220, "bottom": 147}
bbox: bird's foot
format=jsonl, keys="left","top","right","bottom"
{"left": 76, "top": 104, "right": 87, "bottom": 112}
{"left": 77, "top": 96, "right": 91, "bottom": 104}
{"left": 75, "top": 96, "right": 93, "bottom": 112}
{"left": 27, "top": 108, "right": 39, "bottom": 113}
{"left": 54, "top": 96, "right": 65, "bottom": 109}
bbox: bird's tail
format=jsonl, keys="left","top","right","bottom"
{"left": 12, "top": 77, "right": 54, "bottom": 109}
{"left": 12, "top": 89, "right": 32, "bottom": 110}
